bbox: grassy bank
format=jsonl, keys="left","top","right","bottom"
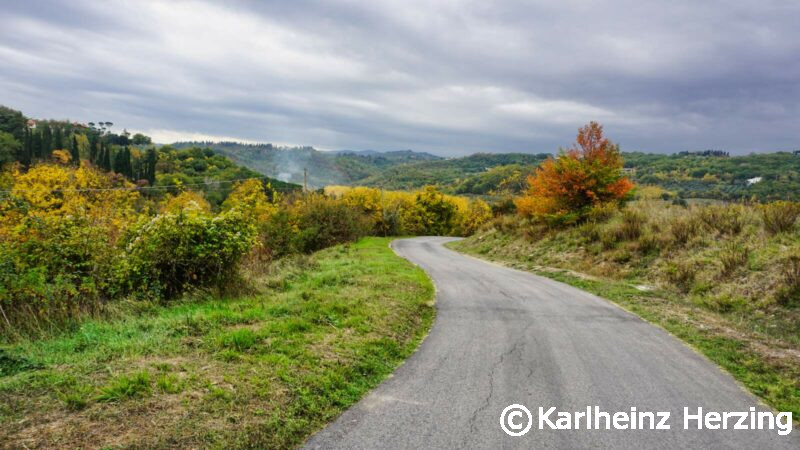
{"left": 450, "top": 201, "right": 799, "bottom": 420}
{"left": 0, "top": 237, "right": 434, "bottom": 448}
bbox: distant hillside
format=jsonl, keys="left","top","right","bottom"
{"left": 623, "top": 151, "right": 800, "bottom": 201}
{"left": 358, "top": 153, "right": 549, "bottom": 191}
{"left": 169, "top": 141, "right": 800, "bottom": 201}
{"left": 171, "top": 142, "right": 442, "bottom": 187}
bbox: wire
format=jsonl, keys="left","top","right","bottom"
{"left": 0, "top": 176, "right": 301, "bottom": 195}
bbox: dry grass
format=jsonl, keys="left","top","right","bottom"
{"left": 451, "top": 198, "right": 800, "bottom": 418}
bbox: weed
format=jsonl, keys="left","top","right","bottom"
{"left": 57, "top": 383, "right": 94, "bottom": 410}
{"left": 156, "top": 373, "right": 184, "bottom": 394}
{"left": 217, "top": 328, "right": 259, "bottom": 352}
{"left": 0, "top": 349, "right": 42, "bottom": 376}
{"left": 216, "top": 349, "right": 242, "bottom": 362}
{"left": 96, "top": 371, "right": 152, "bottom": 402}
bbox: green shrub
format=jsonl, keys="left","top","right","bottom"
{"left": 124, "top": 210, "right": 256, "bottom": 299}
{"left": 292, "top": 195, "right": 370, "bottom": 253}
{"left": 760, "top": 201, "right": 800, "bottom": 236}
{"left": 259, "top": 210, "right": 298, "bottom": 260}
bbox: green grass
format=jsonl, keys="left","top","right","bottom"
{"left": 450, "top": 232, "right": 800, "bottom": 423}
{"left": 0, "top": 237, "right": 435, "bottom": 448}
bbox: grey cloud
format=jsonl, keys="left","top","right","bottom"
{"left": 1, "top": 0, "right": 799, "bottom": 155}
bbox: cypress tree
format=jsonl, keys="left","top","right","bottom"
{"left": 32, "top": 132, "right": 43, "bottom": 160}
{"left": 41, "top": 125, "right": 52, "bottom": 156}
{"left": 88, "top": 134, "right": 98, "bottom": 163}
{"left": 102, "top": 143, "right": 112, "bottom": 171}
{"left": 145, "top": 147, "right": 157, "bottom": 185}
{"left": 21, "top": 127, "right": 32, "bottom": 168}
{"left": 54, "top": 127, "right": 63, "bottom": 150}
{"left": 124, "top": 146, "right": 132, "bottom": 178}
{"left": 70, "top": 134, "right": 80, "bottom": 166}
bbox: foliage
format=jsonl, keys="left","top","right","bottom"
{"left": 221, "top": 178, "right": 279, "bottom": 223}
{"left": 290, "top": 194, "right": 371, "bottom": 253}
{"left": 404, "top": 186, "right": 457, "bottom": 235}
{"left": 515, "top": 122, "right": 633, "bottom": 223}
{"left": 0, "top": 131, "right": 21, "bottom": 166}
{"left": 160, "top": 190, "right": 212, "bottom": 216}
{"left": 123, "top": 210, "right": 256, "bottom": 299}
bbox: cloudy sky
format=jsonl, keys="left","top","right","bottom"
{"left": 1, "top": 0, "right": 799, "bottom": 155}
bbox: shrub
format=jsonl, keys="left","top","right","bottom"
{"left": 719, "top": 241, "right": 749, "bottom": 277}
{"left": 635, "top": 230, "right": 660, "bottom": 254}
{"left": 618, "top": 209, "right": 645, "bottom": 240}
{"left": 667, "top": 214, "right": 701, "bottom": 245}
{"left": 124, "top": 210, "right": 256, "bottom": 299}
{"left": 664, "top": 260, "right": 696, "bottom": 292}
{"left": 258, "top": 210, "right": 299, "bottom": 260}
{"left": 586, "top": 202, "right": 617, "bottom": 223}
{"left": 698, "top": 204, "right": 747, "bottom": 235}
{"left": 776, "top": 252, "right": 800, "bottom": 306}
{"left": 760, "top": 201, "right": 800, "bottom": 236}
{"left": 404, "top": 186, "right": 458, "bottom": 235}
{"left": 456, "top": 198, "right": 492, "bottom": 236}
{"left": 292, "top": 194, "right": 370, "bottom": 253}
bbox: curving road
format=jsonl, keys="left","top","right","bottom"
{"left": 304, "top": 237, "right": 797, "bottom": 449}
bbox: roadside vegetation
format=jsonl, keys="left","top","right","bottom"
{"left": 0, "top": 104, "right": 488, "bottom": 448}
{"left": 0, "top": 238, "right": 435, "bottom": 448}
{"left": 451, "top": 122, "right": 800, "bottom": 419}
{"left": 0, "top": 106, "right": 489, "bottom": 338}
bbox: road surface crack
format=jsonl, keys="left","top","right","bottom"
{"left": 462, "top": 321, "right": 534, "bottom": 446}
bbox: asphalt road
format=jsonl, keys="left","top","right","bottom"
{"left": 304, "top": 237, "right": 798, "bottom": 449}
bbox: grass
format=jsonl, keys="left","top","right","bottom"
{"left": 0, "top": 237, "right": 435, "bottom": 448}
{"left": 450, "top": 202, "right": 800, "bottom": 422}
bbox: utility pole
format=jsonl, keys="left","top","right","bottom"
{"left": 303, "top": 168, "right": 308, "bottom": 194}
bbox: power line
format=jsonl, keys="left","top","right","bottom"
{"left": 0, "top": 176, "right": 301, "bottom": 195}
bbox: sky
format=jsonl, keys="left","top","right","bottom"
{"left": 1, "top": 0, "right": 799, "bottom": 156}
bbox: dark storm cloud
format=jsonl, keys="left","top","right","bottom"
{"left": 1, "top": 0, "right": 799, "bottom": 154}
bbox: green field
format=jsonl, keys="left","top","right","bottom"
{"left": 0, "top": 237, "right": 434, "bottom": 448}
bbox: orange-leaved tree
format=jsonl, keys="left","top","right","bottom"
{"left": 515, "top": 121, "right": 633, "bottom": 222}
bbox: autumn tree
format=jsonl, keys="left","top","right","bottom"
{"left": 515, "top": 121, "right": 633, "bottom": 223}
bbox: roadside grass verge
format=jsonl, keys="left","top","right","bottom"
{"left": 0, "top": 237, "right": 434, "bottom": 448}
{"left": 449, "top": 228, "right": 800, "bottom": 423}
